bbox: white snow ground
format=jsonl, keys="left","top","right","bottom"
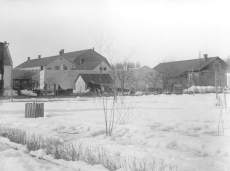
{"left": 0, "top": 94, "right": 230, "bottom": 171}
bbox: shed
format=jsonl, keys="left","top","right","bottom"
{"left": 74, "top": 74, "right": 113, "bottom": 93}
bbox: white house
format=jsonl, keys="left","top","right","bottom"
{"left": 14, "top": 49, "right": 112, "bottom": 91}
{"left": 75, "top": 74, "right": 113, "bottom": 93}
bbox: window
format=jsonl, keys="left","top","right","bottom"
{"left": 55, "top": 66, "right": 59, "bottom": 70}
{"left": 64, "top": 66, "right": 67, "bottom": 70}
{"left": 100, "top": 67, "right": 103, "bottom": 70}
{"left": 104, "top": 67, "right": 106, "bottom": 71}
{"left": 188, "top": 74, "right": 192, "bottom": 81}
{"left": 81, "top": 59, "right": 84, "bottom": 64}
{"left": 40, "top": 66, "right": 43, "bottom": 70}
{"left": 195, "top": 74, "right": 199, "bottom": 79}
{"left": 13, "top": 80, "right": 20, "bottom": 89}
{"left": 47, "top": 68, "right": 51, "bottom": 70}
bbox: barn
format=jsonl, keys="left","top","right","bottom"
{"left": 74, "top": 74, "right": 113, "bottom": 93}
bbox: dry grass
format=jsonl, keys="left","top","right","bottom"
{"left": 0, "top": 125, "right": 179, "bottom": 171}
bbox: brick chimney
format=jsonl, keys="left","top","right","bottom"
{"left": 28, "top": 57, "right": 30, "bottom": 61}
{"left": 92, "top": 47, "right": 94, "bottom": 51}
{"left": 59, "top": 49, "right": 64, "bottom": 55}
{"left": 203, "top": 54, "right": 208, "bottom": 61}
{"left": 38, "top": 55, "right": 41, "bottom": 59}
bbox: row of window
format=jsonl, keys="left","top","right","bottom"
{"left": 100, "top": 67, "right": 106, "bottom": 71}
{"left": 188, "top": 73, "right": 199, "bottom": 82}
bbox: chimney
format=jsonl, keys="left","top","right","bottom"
{"left": 92, "top": 47, "right": 94, "bottom": 51}
{"left": 59, "top": 49, "right": 64, "bottom": 55}
{"left": 28, "top": 57, "right": 30, "bottom": 61}
{"left": 38, "top": 55, "right": 41, "bottom": 59}
{"left": 203, "top": 54, "right": 208, "bottom": 61}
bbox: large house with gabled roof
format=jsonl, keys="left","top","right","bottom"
{"left": 153, "top": 54, "right": 229, "bottom": 90}
{"left": 14, "top": 48, "right": 112, "bottom": 92}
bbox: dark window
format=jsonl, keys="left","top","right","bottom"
{"left": 104, "top": 67, "right": 106, "bottom": 71}
{"left": 55, "top": 66, "right": 59, "bottom": 70}
{"left": 195, "top": 74, "right": 199, "bottom": 79}
{"left": 13, "top": 80, "right": 20, "bottom": 89}
{"left": 41, "top": 66, "right": 43, "bottom": 70}
{"left": 100, "top": 67, "right": 102, "bottom": 70}
{"left": 81, "top": 59, "right": 84, "bottom": 64}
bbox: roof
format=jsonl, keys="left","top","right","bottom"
{"left": 0, "top": 42, "right": 13, "bottom": 66}
{"left": 76, "top": 74, "right": 113, "bottom": 84}
{"left": 15, "top": 49, "right": 90, "bottom": 69}
{"left": 153, "top": 57, "right": 218, "bottom": 77}
{"left": 76, "top": 61, "right": 101, "bottom": 70}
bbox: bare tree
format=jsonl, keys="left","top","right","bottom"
{"left": 116, "top": 62, "right": 134, "bottom": 95}
{"left": 16, "top": 70, "right": 40, "bottom": 90}
{"left": 144, "top": 72, "right": 162, "bottom": 92}
{"left": 160, "top": 59, "right": 181, "bottom": 93}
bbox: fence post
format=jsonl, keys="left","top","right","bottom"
{"left": 25, "top": 103, "right": 28, "bottom": 118}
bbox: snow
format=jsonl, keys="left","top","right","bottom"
{"left": 0, "top": 94, "right": 230, "bottom": 171}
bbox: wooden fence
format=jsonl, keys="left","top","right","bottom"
{"left": 25, "top": 103, "right": 44, "bottom": 118}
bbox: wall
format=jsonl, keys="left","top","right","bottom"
{"left": 46, "top": 56, "right": 76, "bottom": 70}
{"left": 75, "top": 76, "right": 86, "bottom": 93}
{"left": 94, "top": 61, "right": 112, "bottom": 72}
{"left": 44, "top": 70, "right": 105, "bottom": 90}
{"left": 3, "top": 65, "right": 12, "bottom": 88}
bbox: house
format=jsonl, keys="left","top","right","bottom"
{"left": 153, "top": 54, "right": 229, "bottom": 90}
{"left": 0, "top": 42, "right": 13, "bottom": 96}
{"left": 14, "top": 49, "right": 112, "bottom": 92}
{"left": 75, "top": 74, "right": 113, "bottom": 93}
{"left": 131, "top": 65, "right": 163, "bottom": 91}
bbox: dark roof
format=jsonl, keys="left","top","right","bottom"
{"left": 12, "top": 69, "right": 39, "bottom": 79}
{"left": 77, "top": 74, "right": 113, "bottom": 84}
{"left": 15, "top": 49, "right": 90, "bottom": 69}
{"left": 76, "top": 61, "right": 101, "bottom": 70}
{"left": 73, "top": 50, "right": 111, "bottom": 67}
{"left": 153, "top": 57, "right": 218, "bottom": 77}
{"left": 0, "top": 42, "right": 13, "bottom": 66}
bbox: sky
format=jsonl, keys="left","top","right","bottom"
{"left": 1, "top": 0, "right": 230, "bottom": 68}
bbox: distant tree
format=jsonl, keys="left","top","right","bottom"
{"left": 225, "top": 56, "right": 230, "bottom": 66}
{"left": 161, "top": 59, "right": 180, "bottom": 92}
{"left": 144, "top": 72, "right": 162, "bottom": 91}
{"left": 136, "top": 61, "right": 141, "bottom": 68}
{"left": 17, "top": 70, "right": 39, "bottom": 90}
{"left": 116, "top": 62, "right": 134, "bottom": 95}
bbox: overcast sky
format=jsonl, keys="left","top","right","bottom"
{"left": 1, "top": 0, "right": 230, "bottom": 67}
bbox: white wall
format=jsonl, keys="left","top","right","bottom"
{"left": 44, "top": 70, "right": 109, "bottom": 91}
{"left": 46, "top": 57, "right": 76, "bottom": 70}
{"left": 3, "top": 66, "right": 12, "bottom": 88}
{"left": 40, "top": 70, "right": 45, "bottom": 89}
{"left": 227, "top": 73, "right": 230, "bottom": 87}
{"left": 94, "top": 61, "right": 112, "bottom": 72}
{"left": 75, "top": 76, "right": 86, "bottom": 93}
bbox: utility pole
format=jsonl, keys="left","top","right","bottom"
{"left": 214, "top": 61, "right": 221, "bottom": 99}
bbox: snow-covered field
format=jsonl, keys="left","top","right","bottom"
{"left": 0, "top": 94, "right": 230, "bottom": 171}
